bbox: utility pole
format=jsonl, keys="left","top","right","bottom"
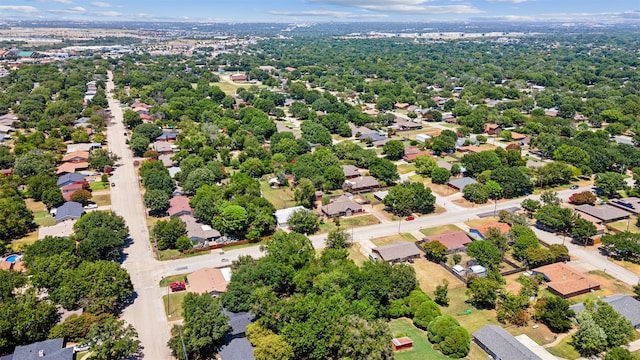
{"left": 179, "top": 325, "right": 188, "bottom": 360}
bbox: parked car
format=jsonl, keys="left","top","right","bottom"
{"left": 84, "top": 203, "right": 98, "bottom": 210}
{"left": 73, "top": 344, "right": 90, "bottom": 353}
{"left": 405, "top": 216, "right": 415, "bottom": 221}
{"left": 570, "top": 185, "right": 579, "bottom": 190}
{"left": 169, "top": 282, "right": 186, "bottom": 292}
{"left": 111, "top": 182, "right": 115, "bottom": 187}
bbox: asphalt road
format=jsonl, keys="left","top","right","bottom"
{"left": 105, "top": 72, "right": 172, "bottom": 359}
{"left": 104, "top": 74, "right": 638, "bottom": 358}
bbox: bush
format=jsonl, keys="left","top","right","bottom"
{"left": 427, "top": 315, "right": 470, "bottom": 358}
{"left": 413, "top": 300, "right": 441, "bottom": 330}
{"left": 176, "top": 236, "right": 193, "bottom": 252}
{"left": 431, "top": 167, "right": 451, "bottom": 184}
{"left": 569, "top": 191, "right": 597, "bottom": 205}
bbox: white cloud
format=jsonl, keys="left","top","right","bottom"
{"left": 0, "top": 5, "right": 39, "bottom": 13}
{"left": 49, "top": 6, "right": 86, "bottom": 14}
{"left": 90, "top": 1, "right": 112, "bottom": 8}
{"left": 95, "top": 11, "right": 122, "bottom": 17}
{"left": 268, "top": 10, "right": 388, "bottom": 19}
{"left": 308, "top": 0, "right": 481, "bottom": 14}
{"left": 33, "top": 0, "right": 73, "bottom": 4}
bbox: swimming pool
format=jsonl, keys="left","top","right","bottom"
{"left": 4, "top": 254, "right": 22, "bottom": 263}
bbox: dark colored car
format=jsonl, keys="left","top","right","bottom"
{"left": 170, "top": 282, "right": 186, "bottom": 292}
{"left": 570, "top": 185, "right": 579, "bottom": 190}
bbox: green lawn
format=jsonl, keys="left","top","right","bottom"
{"left": 33, "top": 210, "right": 56, "bottom": 227}
{"left": 546, "top": 335, "right": 580, "bottom": 360}
{"left": 318, "top": 214, "right": 380, "bottom": 233}
{"left": 439, "top": 287, "right": 498, "bottom": 335}
{"left": 371, "top": 233, "right": 417, "bottom": 246}
{"left": 397, "top": 163, "right": 416, "bottom": 175}
{"left": 608, "top": 219, "right": 639, "bottom": 233}
{"left": 160, "top": 274, "right": 188, "bottom": 287}
{"left": 260, "top": 182, "right": 296, "bottom": 210}
{"left": 89, "top": 181, "right": 109, "bottom": 191}
{"left": 163, "top": 292, "right": 188, "bottom": 320}
{"left": 388, "top": 318, "right": 451, "bottom": 360}
{"left": 211, "top": 81, "right": 247, "bottom": 95}
{"left": 92, "top": 193, "right": 111, "bottom": 207}
{"left": 420, "top": 224, "right": 465, "bottom": 237}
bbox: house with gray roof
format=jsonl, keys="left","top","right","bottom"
{"left": 570, "top": 294, "right": 640, "bottom": 329}
{"left": 473, "top": 325, "right": 542, "bottom": 360}
{"left": 343, "top": 176, "right": 379, "bottom": 193}
{"left": 447, "top": 177, "right": 477, "bottom": 191}
{"left": 574, "top": 204, "right": 631, "bottom": 223}
{"left": 218, "top": 310, "right": 255, "bottom": 360}
{"left": 342, "top": 165, "right": 361, "bottom": 179}
{"left": 371, "top": 242, "right": 421, "bottom": 264}
{"left": 321, "top": 195, "right": 363, "bottom": 217}
{"left": 54, "top": 202, "right": 84, "bottom": 223}
{"left": 1, "top": 337, "right": 73, "bottom": 360}
{"left": 153, "top": 141, "right": 172, "bottom": 154}
{"left": 180, "top": 215, "right": 221, "bottom": 243}
{"left": 56, "top": 173, "right": 86, "bottom": 188}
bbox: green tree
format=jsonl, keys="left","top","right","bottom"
{"left": 434, "top": 279, "right": 450, "bottom": 306}
{"left": 595, "top": 172, "right": 626, "bottom": 198}
{"left": 153, "top": 217, "right": 186, "bottom": 250}
{"left": 144, "top": 189, "right": 170, "bottom": 215}
{"left": 414, "top": 155, "right": 437, "bottom": 175}
{"left": 70, "top": 189, "right": 92, "bottom": 205}
{"left": 423, "top": 241, "right": 448, "bottom": 262}
{"left": 325, "top": 228, "right": 351, "bottom": 249}
{"left": 496, "top": 293, "right": 529, "bottom": 326}
{"left": 427, "top": 315, "right": 470, "bottom": 358}
{"left": 88, "top": 149, "right": 117, "bottom": 171}
{"left": 413, "top": 300, "right": 441, "bottom": 330}
{"left": 168, "top": 294, "right": 230, "bottom": 360}
{"left": 463, "top": 183, "right": 489, "bottom": 204}
{"left": 603, "top": 347, "right": 636, "bottom": 360}
{"left": 88, "top": 318, "right": 140, "bottom": 360}
{"left": 287, "top": 209, "right": 320, "bottom": 235}
{"left": 466, "top": 240, "right": 502, "bottom": 269}
{"left": 130, "top": 136, "right": 150, "bottom": 157}
{"left": 572, "top": 310, "right": 608, "bottom": 357}
{"left": 74, "top": 211, "right": 128, "bottom": 242}
{"left": 369, "top": 158, "right": 399, "bottom": 185}
{"left": 383, "top": 181, "right": 435, "bottom": 216}
{"left": 466, "top": 276, "right": 500, "bottom": 309}
{"left": 431, "top": 167, "right": 451, "bottom": 184}
{"left": 593, "top": 301, "right": 635, "bottom": 349}
{"left": 253, "top": 334, "right": 294, "bottom": 360}
{"left": 572, "top": 218, "right": 597, "bottom": 246}
{"left": 294, "top": 178, "right": 317, "bottom": 209}
{"left": 382, "top": 140, "right": 405, "bottom": 160}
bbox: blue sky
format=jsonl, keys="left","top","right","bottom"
{"left": 0, "top": 0, "right": 638, "bottom": 22}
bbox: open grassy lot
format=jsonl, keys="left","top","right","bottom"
{"left": 163, "top": 291, "right": 188, "bottom": 320}
{"left": 26, "top": 199, "right": 56, "bottom": 227}
{"left": 92, "top": 193, "right": 111, "bottom": 207}
{"left": 318, "top": 214, "right": 380, "bottom": 233}
{"left": 608, "top": 219, "right": 640, "bottom": 234}
{"left": 420, "top": 224, "right": 465, "bottom": 237}
{"left": 408, "top": 175, "right": 457, "bottom": 197}
{"left": 388, "top": 318, "right": 451, "bottom": 360}
{"left": 371, "top": 233, "right": 417, "bottom": 247}
{"left": 412, "top": 257, "right": 462, "bottom": 294}
{"left": 89, "top": 181, "right": 109, "bottom": 191}
{"left": 260, "top": 182, "right": 296, "bottom": 210}
{"left": 439, "top": 286, "right": 498, "bottom": 335}
{"left": 211, "top": 81, "right": 247, "bottom": 95}
{"left": 346, "top": 242, "right": 368, "bottom": 265}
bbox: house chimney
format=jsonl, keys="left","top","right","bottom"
{"left": 38, "top": 349, "right": 44, "bottom": 357}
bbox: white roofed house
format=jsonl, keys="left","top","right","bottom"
{"left": 274, "top": 206, "right": 307, "bottom": 228}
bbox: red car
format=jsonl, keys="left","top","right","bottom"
{"left": 405, "top": 216, "right": 415, "bottom": 221}
{"left": 170, "top": 282, "right": 186, "bottom": 292}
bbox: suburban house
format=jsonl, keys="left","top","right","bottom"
{"left": 186, "top": 267, "right": 231, "bottom": 295}
{"left": 456, "top": 145, "right": 483, "bottom": 154}
{"left": 484, "top": 123, "right": 501, "bottom": 135}
{"left": 446, "top": 177, "right": 477, "bottom": 192}
{"left": 274, "top": 206, "right": 307, "bottom": 228}
{"left": 390, "top": 118, "right": 422, "bottom": 131}
{"left": 56, "top": 161, "right": 89, "bottom": 175}
{"left": 415, "top": 134, "right": 431, "bottom": 143}
{"left": 608, "top": 197, "right": 640, "bottom": 215}
{"left": 53, "top": 202, "right": 84, "bottom": 224}
{"left": 155, "top": 131, "right": 179, "bottom": 142}
{"left": 60, "top": 182, "right": 86, "bottom": 201}
{"left": 321, "top": 195, "right": 363, "bottom": 218}
{"left": 510, "top": 131, "right": 527, "bottom": 141}
{"left": 153, "top": 141, "right": 173, "bottom": 154}
{"left": 230, "top": 73, "right": 247, "bottom": 82}
{"left": 57, "top": 173, "right": 86, "bottom": 188}
{"left": 66, "top": 143, "right": 101, "bottom": 153}
{"left": 473, "top": 325, "right": 542, "bottom": 360}
{"left": 570, "top": 294, "right": 640, "bottom": 329}
{"left": 62, "top": 151, "right": 89, "bottom": 163}
{"left": 158, "top": 154, "right": 175, "bottom": 168}
{"left": 469, "top": 222, "right": 511, "bottom": 240}
{"left": 349, "top": 123, "right": 377, "bottom": 137}
{"left": 342, "top": 165, "right": 361, "bottom": 179}
{"left": 359, "top": 133, "right": 388, "bottom": 145}
{"left": 180, "top": 215, "right": 221, "bottom": 243}
{"left": 575, "top": 212, "right": 606, "bottom": 236}
{"left": 574, "top": 204, "right": 631, "bottom": 224}
{"left": 532, "top": 263, "right": 601, "bottom": 298}
{"left": 371, "top": 242, "right": 421, "bottom": 264}
{"left": 394, "top": 102, "right": 410, "bottom": 109}
{"left": 218, "top": 310, "right": 255, "bottom": 360}
{"left": 38, "top": 219, "right": 77, "bottom": 239}
{"left": 403, "top": 146, "right": 429, "bottom": 162}
{"left": 0, "top": 338, "right": 73, "bottom": 360}
{"left": 423, "top": 231, "right": 472, "bottom": 253}
{"left": 168, "top": 196, "right": 193, "bottom": 217}
{"left": 343, "top": 176, "right": 380, "bottom": 193}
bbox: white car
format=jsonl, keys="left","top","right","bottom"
{"left": 84, "top": 203, "right": 98, "bottom": 210}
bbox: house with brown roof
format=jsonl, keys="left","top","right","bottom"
{"left": 574, "top": 204, "right": 631, "bottom": 224}
{"left": 484, "top": 123, "right": 501, "bottom": 135}
{"left": 423, "top": 231, "right": 472, "bottom": 253}
{"left": 532, "top": 263, "right": 601, "bottom": 298}
{"left": 158, "top": 154, "right": 175, "bottom": 168}
{"left": 187, "top": 267, "right": 232, "bottom": 295}
{"left": 342, "top": 165, "right": 361, "bottom": 179}
{"left": 230, "top": 74, "right": 247, "bottom": 82}
{"left": 321, "top": 195, "right": 363, "bottom": 217}
{"left": 371, "top": 242, "right": 421, "bottom": 264}
{"left": 391, "top": 119, "right": 422, "bottom": 131}
{"left": 403, "top": 146, "right": 430, "bottom": 162}
{"left": 168, "top": 195, "right": 192, "bottom": 217}
{"left": 56, "top": 161, "right": 89, "bottom": 175}
{"left": 343, "top": 176, "right": 380, "bottom": 193}
{"left": 457, "top": 146, "right": 483, "bottom": 154}
{"left": 510, "top": 131, "right": 527, "bottom": 141}
{"left": 394, "top": 103, "right": 410, "bottom": 110}
{"left": 60, "top": 182, "right": 87, "bottom": 201}
{"left": 470, "top": 222, "right": 511, "bottom": 240}
{"left": 62, "top": 151, "right": 89, "bottom": 163}
{"left": 153, "top": 141, "right": 173, "bottom": 154}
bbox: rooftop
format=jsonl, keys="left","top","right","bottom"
{"left": 570, "top": 294, "right": 640, "bottom": 328}
{"left": 575, "top": 204, "right": 631, "bottom": 222}
{"left": 186, "top": 267, "right": 231, "bottom": 294}
{"left": 532, "top": 263, "right": 601, "bottom": 298}
{"left": 54, "top": 202, "right": 84, "bottom": 223}
{"left": 372, "top": 242, "right": 421, "bottom": 262}
{"left": 274, "top": 206, "right": 307, "bottom": 226}
{"left": 2, "top": 338, "right": 73, "bottom": 360}
{"left": 168, "top": 195, "right": 192, "bottom": 217}
{"left": 321, "top": 195, "right": 362, "bottom": 216}
{"left": 447, "top": 177, "right": 477, "bottom": 190}
{"left": 473, "top": 325, "right": 541, "bottom": 360}
{"left": 424, "top": 231, "right": 472, "bottom": 251}
{"left": 472, "top": 222, "right": 511, "bottom": 239}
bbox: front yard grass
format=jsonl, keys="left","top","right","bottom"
{"left": 160, "top": 274, "right": 189, "bottom": 287}
{"left": 397, "top": 163, "right": 416, "bottom": 175}
{"left": 89, "top": 181, "right": 109, "bottom": 191}
{"left": 388, "top": 318, "right": 451, "bottom": 360}
{"left": 92, "top": 193, "right": 111, "bottom": 207}
{"left": 370, "top": 233, "right": 417, "bottom": 247}
{"left": 33, "top": 210, "right": 56, "bottom": 227}
{"left": 547, "top": 335, "right": 580, "bottom": 360}
{"left": 420, "top": 224, "right": 465, "bottom": 237}
{"left": 318, "top": 214, "right": 380, "bottom": 233}
{"left": 608, "top": 219, "right": 640, "bottom": 234}
{"left": 163, "top": 292, "right": 188, "bottom": 320}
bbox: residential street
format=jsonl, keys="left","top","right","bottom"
{"left": 105, "top": 71, "right": 638, "bottom": 358}
{"left": 105, "top": 72, "right": 172, "bottom": 359}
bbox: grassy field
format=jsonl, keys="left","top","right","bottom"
{"left": 420, "top": 224, "right": 465, "bottom": 237}
{"left": 371, "top": 233, "right": 417, "bottom": 246}
{"left": 412, "top": 258, "right": 462, "bottom": 294}
{"left": 388, "top": 318, "right": 451, "bottom": 360}
{"left": 260, "top": 182, "right": 296, "bottom": 210}
{"left": 318, "top": 214, "right": 380, "bottom": 233}
{"left": 211, "top": 81, "right": 247, "bottom": 95}
{"left": 163, "top": 292, "right": 188, "bottom": 320}
{"left": 11, "top": 231, "right": 39, "bottom": 251}
{"left": 547, "top": 335, "right": 580, "bottom": 359}
{"left": 440, "top": 286, "right": 498, "bottom": 335}
{"left": 608, "top": 219, "right": 639, "bottom": 233}
{"left": 408, "top": 175, "right": 457, "bottom": 197}
{"left": 397, "top": 163, "right": 416, "bottom": 175}
{"left": 33, "top": 210, "right": 56, "bottom": 227}
{"left": 92, "top": 193, "right": 111, "bottom": 207}
{"left": 160, "top": 274, "right": 189, "bottom": 287}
